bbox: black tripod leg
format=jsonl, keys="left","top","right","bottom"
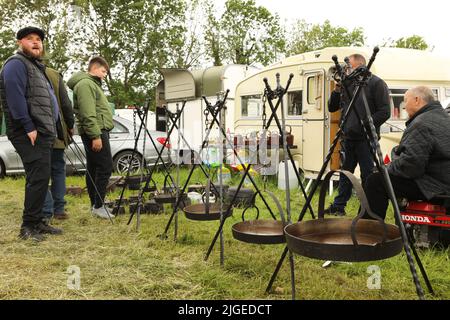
{"left": 266, "top": 79, "right": 371, "bottom": 292}
{"left": 360, "top": 92, "right": 425, "bottom": 300}
{"left": 204, "top": 166, "right": 251, "bottom": 261}
{"left": 115, "top": 111, "right": 147, "bottom": 216}
{"left": 266, "top": 247, "right": 289, "bottom": 293}
{"left": 265, "top": 96, "right": 315, "bottom": 219}
{"left": 405, "top": 226, "right": 434, "bottom": 295}
{"left": 160, "top": 164, "right": 198, "bottom": 236}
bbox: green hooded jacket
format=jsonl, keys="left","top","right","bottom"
{"left": 67, "top": 71, "right": 113, "bottom": 139}
{"left": 46, "top": 68, "right": 75, "bottom": 149}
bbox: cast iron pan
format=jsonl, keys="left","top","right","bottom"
{"left": 284, "top": 170, "right": 403, "bottom": 262}
{"left": 183, "top": 203, "right": 233, "bottom": 221}
{"left": 232, "top": 193, "right": 286, "bottom": 245}
{"left": 232, "top": 220, "right": 285, "bottom": 244}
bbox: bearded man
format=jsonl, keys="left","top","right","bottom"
{"left": 0, "top": 27, "right": 63, "bottom": 241}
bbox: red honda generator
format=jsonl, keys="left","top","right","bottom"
{"left": 400, "top": 198, "right": 450, "bottom": 248}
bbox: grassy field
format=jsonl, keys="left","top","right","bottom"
{"left": 0, "top": 168, "right": 449, "bottom": 300}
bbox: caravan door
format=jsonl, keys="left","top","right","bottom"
{"left": 302, "top": 70, "right": 326, "bottom": 173}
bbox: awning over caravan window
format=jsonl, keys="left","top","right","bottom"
{"left": 159, "top": 66, "right": 227, "bottom": 102}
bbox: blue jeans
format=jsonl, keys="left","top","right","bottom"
{"left": 333, "top": 139, "right": 374, "bottom": 210}
{"left": 43, "top": 149, "right": 66, "bottom": 218}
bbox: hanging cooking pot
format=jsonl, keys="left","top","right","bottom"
{"left": 232, "top": 192, "right": 286, "bottom": 245}
{"left": 154, "top": 175, "right": 186, "bottom": 204}
{"left": 225, "top": 187, "right": 255, "bottom": 208}
{"left": 279, "top": 125, "right": 294, "bottom": 146}
{"left": 234, "top": 134, "right": 243, "bottom": 147}
{"left": 183, "top": 203, "right": 233, "bottom": 221}
{"left": 284, "top": 170, "right": 403, "bottom": 262}
{"left": 125, "top": 174, "right": 145, "bottom": 190}
{"left": 188, "top": 183, "right": 205, "bottom": 194}
{"left": 144, "top": 200, "right": 164, "bottom": 214}
{"left": 143, "top": 178, "right": 158, "bottom": 193}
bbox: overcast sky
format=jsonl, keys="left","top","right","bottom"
{"left": 216, "top": 0, "right": 448, "bottom": 55}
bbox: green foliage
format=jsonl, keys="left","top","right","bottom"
{"left": 389, "top": 35, "right": 429, "bottom": 50}
{"left": 82, "top": 0, "right": 186, "bottom": 109}
{"left": 287, "top": 20, "right": 365, "bottom": 55}
{"left": 168, "top": 0, "right": 206, "bottom": 69}
{"left": 0, "top": 0, "right": 88, "bottom": 73}
{"left": 204, "top": 2, "right": 222, "bottom": 66}
{"left": 206, "top": 0, "right": 285, "bottom": 66}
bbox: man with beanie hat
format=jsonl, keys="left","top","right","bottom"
{"left": 0, "top": 27, "right": 64, "bottom": 241}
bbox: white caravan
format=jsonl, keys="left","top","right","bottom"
{"left": 233, "top": 47, "right": 450, "bottom": 181}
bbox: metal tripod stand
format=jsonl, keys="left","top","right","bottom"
{"left": 265, "top": 47, "right": 432, "bottom": 300}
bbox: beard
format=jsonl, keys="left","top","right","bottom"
{"left": 20, "top": 46, "right": 43, "bottom": 60}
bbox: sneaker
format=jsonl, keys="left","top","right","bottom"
{"left": 323, "top": 206, "right": 347, "bottom": 216}
{"left": 19, "top": 225, "right": 45, "bottom": 242}
{"left": 35, "top": 222, "right": 63, "bottom": 235}
{"left": 92, "top": 206, "right": 115, "bottom": 219}
{"left": 53, "top": 211, "right": 69, "bottom": 220}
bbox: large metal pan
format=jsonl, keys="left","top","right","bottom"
{"left": 233, "top": 220, "right": 285, "bottom": 244}
{"left": 285, "top": 218, "right": 402, "bottom": 262}
{"left": 285, "top": 170, "right": 403, "bottom": 262}
{"left": 183, "top": 203, "right": 232, "bottom": 221}
{"left": 232, "top": 192, "right": 286, "bottom": 245}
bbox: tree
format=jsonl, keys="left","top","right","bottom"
{"left": 77, "top": 0, "right": 186, "bottom": 109}
{"left": 386, "top": 35, "right": 429, "bottom": 50}
{"left": 168, "top": 0, "right": 207, "bottom": 69}
{"left": 205, "top": 0, "right": 285, "bottom": 66}
{"left": 0, "top": 0, "right": 24, "bottom": 66}
{"left": 287, "top": 20, "right": 365, "bottom": 55}
{"left": 204, "top": 1, "right": 222, "bottom": 66}
{"left": 0, "top": 0, "right": 87, "bottom": 74}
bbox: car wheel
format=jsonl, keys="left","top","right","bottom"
{"left": 113, "top": 151, "right": 143, "bottom": 175}
{"left": 0, "top": 159, "right": 5, "bottom": 179}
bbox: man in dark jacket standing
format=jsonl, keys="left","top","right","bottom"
{"left": 364, "top": 86, "right": 450, "bottom": 220}
{"left": 67, "top": 57, "right": 114, "bottom": 219}
{"left": 324, "top": 53, "right": 391, "bottom": 216}
{"left": 0, "top": 27, "right": 63, "bottom": 241}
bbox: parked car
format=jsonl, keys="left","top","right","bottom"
{"left": 0, "top": 115, "right": 170, "bottom": 177}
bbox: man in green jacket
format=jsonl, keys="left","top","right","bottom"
{"left": 43, "top": 67, "right": 75, "bottom": 221}
{"left": 67, "top": 57, "right": 114, "bottom": 219}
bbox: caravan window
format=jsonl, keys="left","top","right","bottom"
{"left": 307, "top": 75, "right": 323, "bottom": 109}
{"left": 389, "top": 88, "right": 439, "bottom": 120}
{"left": 241, "top": 95, "right": 262, "bottom": 117}
{"left": 288, "top": 91, "right": 303, "bottom": 116}
{"left": 390, "top": 89, "right": 408, "bottom": 120}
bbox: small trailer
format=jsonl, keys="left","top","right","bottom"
{"left": 156, "top": 65, "right": 259, "bottom": 152}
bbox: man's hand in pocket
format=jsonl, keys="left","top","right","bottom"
{"left": 27, "top": 130, "right": 37, "bottom": 146}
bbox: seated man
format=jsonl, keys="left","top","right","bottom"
{"left": 364, "top": 86, "right": 450, "bottom": 220}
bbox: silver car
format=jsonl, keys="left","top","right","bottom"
{"left": 0, "top": 115, "right": 170, "bottom": 177}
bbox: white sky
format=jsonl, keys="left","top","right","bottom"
{"left": 215, "top": 0, "right": 449, "bottom": 55}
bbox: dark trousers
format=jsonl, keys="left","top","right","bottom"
{"left": 43, "top": 148, "right": 66, "bottom": 217}
{"left": 11, "top": 136, "right": 53, "bottom": 227}
{"left": 81, "top": 131, "right": 112, "bottom": 208}
{"left": 333, "top": 139, "right": 374, "bottom": 209}
{"left": 363, "top": 172, "right": 427, "bottom": 220}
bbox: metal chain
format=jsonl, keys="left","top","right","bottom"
{"left": 262, "top": 92, "right": 267, "bottom": 129}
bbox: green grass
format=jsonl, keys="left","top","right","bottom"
{"left": 0, "top": 168, "right": 449, "bottom": 300}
